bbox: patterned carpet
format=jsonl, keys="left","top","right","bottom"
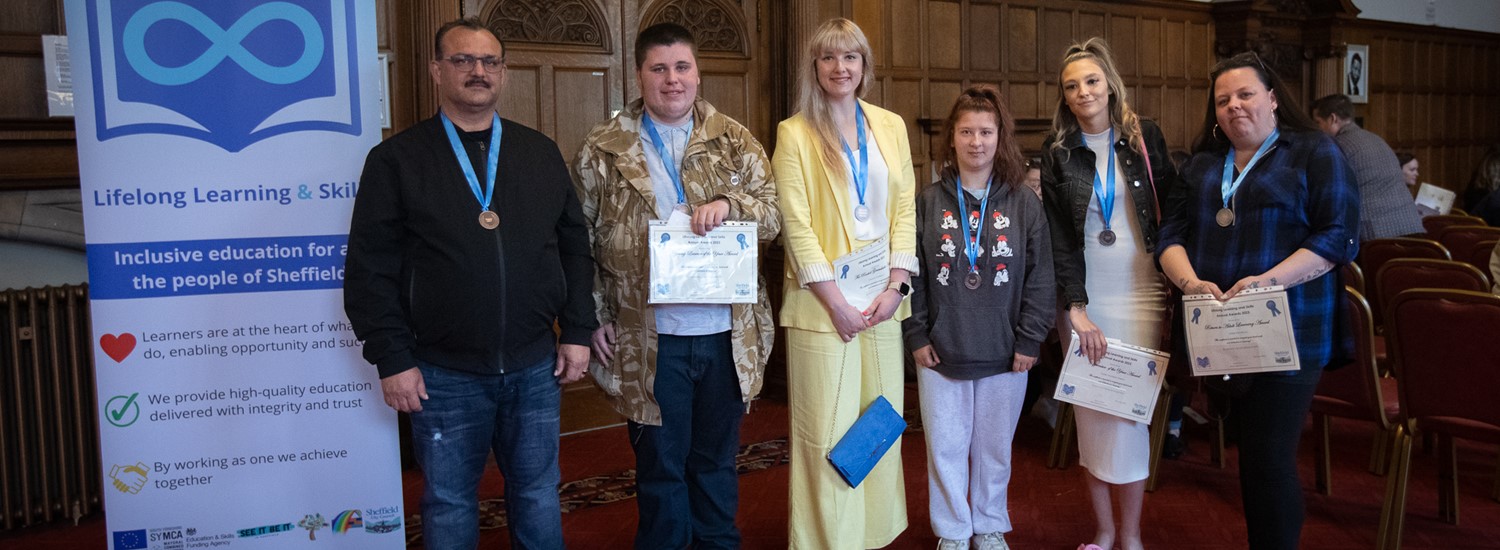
{"left": 402, "top": 438, "right": 792, "bottom": 546}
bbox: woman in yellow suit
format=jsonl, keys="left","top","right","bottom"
{"left": 772, "top": 17, "right": 919, "bottom": 549}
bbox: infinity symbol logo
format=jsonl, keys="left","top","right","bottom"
{"left": 122, "top": 1, "right": 324, "bottom": 86}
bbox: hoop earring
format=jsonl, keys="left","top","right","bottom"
{"left": 1212, "top": 124, "right": 1221, "bottom": 140}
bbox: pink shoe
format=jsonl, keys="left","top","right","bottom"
{"left": 1077, "top": 545, "right": 1105, "bottom": 550}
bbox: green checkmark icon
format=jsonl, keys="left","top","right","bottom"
{"left": 106, "top": 392, "right": 140, "bottom": 427}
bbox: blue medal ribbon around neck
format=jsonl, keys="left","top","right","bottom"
{"left": 641, "top": 112, "right": 691, "bottom": 206}
{"left": 956, "top": 174, "right": 993, "bottom": 274}
{"left": 1220, "top": 128, "right": 1280, "bottom": 208}
{"left": 1092, "top": 128, "right": 1116, "bottom": 230}
{"left": 838, "top": 103, "right": 870, "bottom": 211}
{"left": 440, "top": 112, "right": 502, "bottom": 215}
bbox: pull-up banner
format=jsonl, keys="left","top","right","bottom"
{"left": 64, "top": 1, "right": 404, "bottom": 548}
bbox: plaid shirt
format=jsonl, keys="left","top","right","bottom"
{"left": 1159, "top": 129, "right": 1360, "bottom": 369}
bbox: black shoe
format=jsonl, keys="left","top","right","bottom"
{"left": 1163, "top": 433, "right": 1186, "bottom": 459}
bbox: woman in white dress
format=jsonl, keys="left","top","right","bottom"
{"left": 1039, "top": 38, "right": 1179, "bottom": 550}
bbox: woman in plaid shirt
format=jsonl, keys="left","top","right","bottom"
{"left": 1158, "top": 52, "right": 1359, "bottom": 549}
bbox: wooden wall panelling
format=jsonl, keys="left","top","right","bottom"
{"left": 0, "top": 0, "right": 77, "bottom": 190}
{"left": 1326, "top": 19, "right": 1500, "bottom": 193}
{"left": 968, "top": 4, "right": 1001, "bottom": 73}
{"left": 397, "top": 2, "right": 463, "bottom": 129}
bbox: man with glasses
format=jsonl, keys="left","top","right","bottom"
{"left": 344, "top": 18, "right": 596, "bottom": 550}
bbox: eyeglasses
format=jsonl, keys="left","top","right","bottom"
{"left": 441, "top": 54, "right": 505, "bottom": 73}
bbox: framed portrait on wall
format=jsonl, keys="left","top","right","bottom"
{"left": 1345, "top": 44, "right": 1369, "bottom": 103}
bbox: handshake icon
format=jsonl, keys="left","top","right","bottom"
{"left": 109, "top": 462, "right": 149, "bottom": 494}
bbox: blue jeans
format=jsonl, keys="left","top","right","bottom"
{"left": 409, "top": 358, "right": 563, "bottom": 550}
{"left": 628, "top": 332, "right": 742, "bottom": 549}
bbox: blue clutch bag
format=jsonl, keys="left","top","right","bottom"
{"left": 826, "top": 395, "right": 906, "bottom": 488}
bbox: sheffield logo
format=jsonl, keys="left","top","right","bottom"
{"left": 85, "top": 0, "right": 362, "bottom": 151}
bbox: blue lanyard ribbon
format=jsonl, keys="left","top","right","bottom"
{"left": 838, "top": 103, "right": 869, "bottom": 208}
{"left": 641, "top": 113, "right": 689, "bottom": 205}
{"left": 1220, "top": 129, "right": 1280, "bottom": 208}
{"left": 440, "top": 112, "right": 502, "bottom": 213}
{"left": 956, "top": 174, "right": 992, "bottom": 273}
{"left": 1092, "top": 128, "right": 1116, "bottom": 229}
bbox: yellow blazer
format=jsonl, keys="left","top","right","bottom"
{"left": 772, "top": 100, "right": 919, "bottom": 333}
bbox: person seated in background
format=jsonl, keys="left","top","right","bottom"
{"left": 1311, "top": 94, "right": 1424, "bottom": 240}
{"left": 1024, "top": 156, "right": 1044, "bottom": 199}
{"left": 1491, "top": 240, "right": 1500, "bottom": 295}
{"left": 1464, "top": 145, "right": 1500, "bottom": 226}
{"left": 1396, "top": 151, "right": 1420, "bottom": 197}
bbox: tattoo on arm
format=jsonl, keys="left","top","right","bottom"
{"left": 1291, "top": 265, "right": 1332, "bottom": 286}
{"left": 1269, "top": 277, "right": 1279, "bottom": 285}
{"left": 1249, "top": 281, "right": 1260, "bottom": 288}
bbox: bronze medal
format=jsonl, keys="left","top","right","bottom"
{"left": 1099, "top": 229, "right": 1117, "bottom": 246}
{"left": 965, "top": 270, "right": 982, "bottom": 290}
{"left": 1215, "top": 208, "right": 1235, "bottom": 227}
{"left": 479, "top": 210, "right": 499, "bottom": 230}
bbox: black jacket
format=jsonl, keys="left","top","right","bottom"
{"left": 902, "top": 175, "right": 1056, "bottom": 380}
{"left": 344, "top": 115, "right": 597, "bottom": 378}
{"left": 1040, "top": 119, "right": 1179, "bottom": 306}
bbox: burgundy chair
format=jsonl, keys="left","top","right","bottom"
{"left": 1474, "top": 240, "right": 1500, "bottom": 288}
{"left": 1433, "top": 225, "right": 1500, "bottom": 277}
{"left": 1357, "top": 238, "right": 1450, "bottom": 330}
{"left": 1377, "top": 289, "right": 1500, "bottom": 549}
{"left": 1341, "top": 261, "right": 1366, "bottom": 297}
{"left": 1422, "top": 214, "right": 1484, "bottom": 237}
{"left": 1375, "top": 259, "right": 1490, "bottom": 310}
{"left": 1311, "top": 287, "right": 1399, "bottom": 496}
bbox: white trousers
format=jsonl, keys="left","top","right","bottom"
{"left": 918, "top": 366, "right": 1028, "bottom": 539}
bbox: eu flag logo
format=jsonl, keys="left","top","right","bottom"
{"left": 114, "top": 529, "right": 148, "bottom": 549}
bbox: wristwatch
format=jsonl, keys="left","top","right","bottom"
{"left": 887, "top": 281, "right": 912, "bottom": 298}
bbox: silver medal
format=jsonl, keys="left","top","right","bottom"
{"left": 854, "top": 204, "right": 871, "bottom": 221}
{"left": 1099, "top": 229, "right": 1116, "bottom": 246}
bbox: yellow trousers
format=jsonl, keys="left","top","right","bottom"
{"left": 786, "top": 322, "right": 908, "bottom": 549}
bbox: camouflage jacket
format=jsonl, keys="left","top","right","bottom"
{"left": 572, "top": 98, "right": 782, "bottom": 425}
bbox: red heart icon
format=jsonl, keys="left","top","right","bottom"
{"left": 100, "top": 333, "right": 137, "bottom": 363}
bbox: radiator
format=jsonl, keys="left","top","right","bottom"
{"left": 0, "top": 284, "right": 101, "bottom": 531}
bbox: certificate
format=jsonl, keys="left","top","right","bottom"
{"left": 1182, "top": 286, "right": 1300, "bottom": 376}
{"left": 831, "top": 235, "right": 890, "bottom": 311}
{"left": 1054, "top": 333, "right": 1170, "bottom": 423}
{"left": 1415, "top": 182, "right": 1455, "bottom": 216}
{"left": 648, "top": 220, "right": 758, "bottom": 304}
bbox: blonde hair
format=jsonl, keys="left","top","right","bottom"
{"left": 794, "top": 18, "right": 875, "bottom": 181}
{"left": 1048, "top": 37, "right": 1143, "bottom": 155}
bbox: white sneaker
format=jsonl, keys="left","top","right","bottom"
{"left": 972, "top": 532, "right": 1009, "bottom": 550}
{"left": 938, "top": 538, "right": 970, "bottom": 550}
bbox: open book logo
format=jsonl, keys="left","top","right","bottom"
{"left": 85, "top": 0, "right": 362, "bottom": 152}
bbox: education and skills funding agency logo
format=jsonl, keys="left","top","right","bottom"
{"left": 84, "top": 0, "right": 364, "bottom": 152}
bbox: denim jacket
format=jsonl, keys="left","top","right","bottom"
{"left": 1039, "top": 119, "right": 1178, "bottom": 306}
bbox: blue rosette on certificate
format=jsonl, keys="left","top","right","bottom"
{"left": 826, "top": 395, "right": 906, "bottom": 488}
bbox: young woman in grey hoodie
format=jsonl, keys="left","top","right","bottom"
{"left": 902, "top": 86, "right": 1055, "bottom": 550}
